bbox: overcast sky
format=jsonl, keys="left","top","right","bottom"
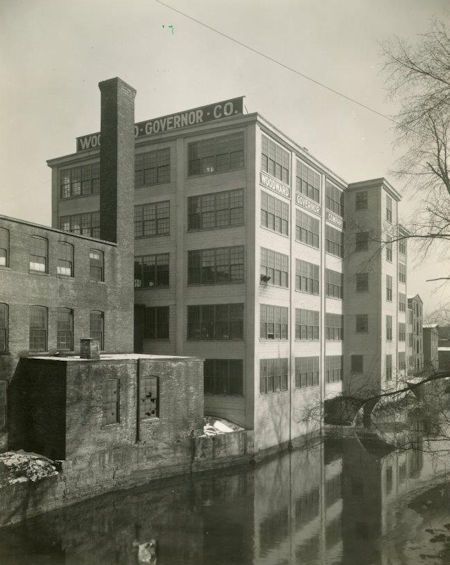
{"left": 1, "top": 0, "right": 449, "bottom": 315}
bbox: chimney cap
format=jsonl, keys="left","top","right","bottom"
{"left": 98, "top": 77, "right": 136, "bottom": 96}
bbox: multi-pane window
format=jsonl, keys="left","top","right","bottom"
{"left": 386, "top": 275, "right": 392, "bottom": 302}
{"left": 260, "top": 305, "right": 288, "bottom": 340}
{"left": 325, "top": 182, "right": 344, "bottom": 216}
{"left": 386, "top": 240, "right": 393, "bottom": 262}
{"left": 296, "top": 260, "right": 319, "bottom": 294}
{"left": 399, "top": 238, "right": 406, "bottom": 255}
{"left": 355, "top": 314, "right": 368, "bottom": 333}
{"left": 0, "top": 228, "right": 9, "bottom": 267}
{"left": 399, "top": 352, "right": 406, "bottom": 371}
{"left": 135, "top": 148, "right": 170, "bottom": 187}
{"left": 188, "top": 133, "right": 244, "bottom": 176}
{"left": 60, "top": 212, "right": 100, "bottom": 238}
{"left": 326, "top": 314, "right": 343, "bottom": 340}
{"left": 355, "top": 232, "right": 369, "bottom": 252}
{"left": 103, "top": 378, "right": 120, "bottom": 425}
{"left": 57, "top": 308, "right": 74, "bottom": 351}
{"left": 89, "top": 249, "right": 104, "bottom": 282}
{"left": 134, "top": 201, "right": 170, "bottom": 238}
{"left": 90, "top": 310, "right": 104, "bottom": 350}
{"left": 326, "top": 356, "right": 343, "bottom": 383}
{"left": 260, "top": 358, "right": 289, "bottom": 394}
{"left": 189, "top": 246, "right": 244, "bottom": 285}
{"left": 386, "top": 315, "right": 393, "bottom": 341}
{"left": 260, "top": 248, "right": 288, "bottom": 288}
{"left": 0, "top": 381, "right": 6, "bottom": 431}
{"left": 295, "top": 357, "right": 319, "bottom": 388}
{"left": 326, "top": 269, "right": 343, "bottom": 299}
{"left": 188, "top": 189, "right": 244, "bottom": 231}
{"left": 296, "top": 210, "right": 320, "bottom": 248}
{"left": 399, "top": 263, "right": 406, "bottom": 284}
{"left": 295, "top": 309, "right": 319, "bottom": 340}
{"left": 261, "top": 135, "right": 290, "bottom": 183}
{"left": 386, "top": 195, "right": 393, "bottom": 223}
{"left": 261, "top": 191, "right": 289, "bottom": 235}
{"left": 135, "top": 253, "right": 169, "bottom": 288}
{"left": 356, "top": 272, "right": 369, "bottom": 292}
{"left": 29, "top": 306, "right": 47, "bottom": 351}
{"left": 355, "top": 191, "right": 368, "bottom": 210}
{"left": 351, "top": 355, "right": 364, "bottom": 374}
{"left": 144, "top": 306, "right": 169, "bottom": 339}
{"left": 30, "top": 236, "right": 48, "bottom": 273}
{"left": 399, "top": 293, "right": 406, "bottom": 312}
{"left": 386, "top": 355, "right": 392, "bottom": 381}
{"left": 204, "top": 359, "right": 243, "bottom": 395}
{"left": 296, "top": 161, "right": 320, "bottom": 202}
{"left": 57, "top": 242, "right": 74, "bottom": 276}
{"left": 140, "top": 376, "right": 159, "bottom": 419}
{"left": 187, "top": 304, "right": 243, "bottom": 340}
{"left": 399, "top": 323, "right": 406, "bottom": 342}
{"left": 326, "top": 226, "right": 344, "bottom": 257}
{"left": 60, "top": 163, "right": 100, "bottom": 199}
{"left": 0, "top": 304, "right": 8, "bottom": 353}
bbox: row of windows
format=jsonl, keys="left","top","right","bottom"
{"left": 189, "top": 133, "right": 244, "bottom": 176}
{"left": 296, "top": 209, "right": 320, "bottom": 248}
{"left": 189, "top": 246, "right": 244, "bottom": 285}
{"left": 60, "top": 164, "right": 100, "bottom": 199}
{"left": 261, "top": 135, "right": 290, "bottom": 184}
{"left": 0, "top": 304, "right": 104, "bottom": 353}
{"left": 260, "top": 248, "right": 289, "bottom": 288}
{"left": 325, "top": 181, "right": 344, "bottom": 217}
{"left": 261, "top": 191, "right": 289, "bottom": 235}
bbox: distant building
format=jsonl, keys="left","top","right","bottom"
{"left": 423, "top": 323, "right": 439, "bottom": 371}
{"left": 407, "top": 295, "right": 423, "bottom": 374}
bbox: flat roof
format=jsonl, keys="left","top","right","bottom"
{"left": 28, "top": 353, "right": 201, "bottom": 362}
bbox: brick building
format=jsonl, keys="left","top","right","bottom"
{"left": 407, "top": 294, "right": 423, "bottom": 374}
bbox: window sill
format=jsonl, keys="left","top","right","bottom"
{"left": 295, "top": 289, "right": 320, "bottom": 297}
{"left": 260, "top": 225, "right": 289, "bottom": 239}
{"left": 189, "top": 281, "right": 245, "bottom": 287}
{"left": 187, "top": 338, "right": 244, "bottom": 342}
{"left": 259, "top": 338, "right": 288, "bottom": 342}
{"left": 60, "top": 193, "right": 99, "bottom": 202}
{"left": 187, "top": 224, "right": 244, "bottom": 234}
{"left": 294, "top": 239, "right": 320, "bottom": 251}
{"left": 135, "top": 181, "right": 171, "bottom": 190}
{"left": 187, "top": 166, "right": 245, "bottom": 180}
{"left": 260, "top": 283, "right": 289, "bottom": 290}
{"left": 326, "top": 296, "right": 343, "bottom": 301}
{"left": 135, "top": 234, "right": 170, "bottom": 240}
{"left": 205, "top": 393, "right": 244, "bottom": 397}
{"left": 29, "top": 270, "right": 49, "bottom": 276}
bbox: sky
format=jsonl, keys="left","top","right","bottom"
{"left": 1, "top": 0, "right": 449, "bottom": 315}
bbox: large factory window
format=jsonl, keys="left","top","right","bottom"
{"left": 260, "top": 358, "right": 288, "bottom": 393}
{"left": 296, "top": 161, "right": 320, "bottom": 203}
{"left": 60, "top": 212, "right": 100, "bottom": 238}
{"left": 187, "top": 304, "right": 244, "bottom": 340}
{"left": 188, "top": 189, "right": 244, "bottom": 231}
{"left": 295, "top": 309, "right": 319, "bottom": 340}
{"left": 188, "top": 246, "right": 244, "bottom": 285}
{"left": 29, "top": 306, "right": 47, "bottom": 352}
{"left": 261, "top": 191, "right": 289, "bottom": 235}
{"left": 29, "top": 236, "right": 48, "bottom": 273}
{"left": 325, "top": 314, "right": 343, "bottom": 341}
{"left": 134, "top": 201, "right": 170, "bottom": 238}
{"left": 325, "top": 181, "right": 344, "bottom": 217}
{"left": 295, "top": 260, "right": 319, "bottom": 295}
{"left": 144, "top": 306, "right": 169, "bottom": 340}
{"left": 326, "top": 269, "right": 343, "bottom": 299}
{"left": 135, "top": 148, "right": 170, "bottom": 188}
{"left": 261, "top": 135, "right": 290, "bottom": 184}
{"left": 260, "top": 305, "right": 288, "bottom": 340}
{"left": 296, "top": 210, "right": 320, "bottom": 248}
{"left": 204, "top": 359, "right": 243, "bottom": 395}
{"left": 188, "top": 132, "right": 244, "bottom": 176}
{"left": 60, "top": 163, "right": 99, "bottom": 199}
{"left": 135, "top": 253, "right": 169, "bottom": 288}
{"left": 325, "top": 356, "right": 343, "bottom": 383}
{"left": 260, "top": 248, "right": 288, "bottom": 288}
{"left": 326, "top": 226, "right": 344, "bottom": 257}
{"left": 295, "top": 357, "right": 319, "bottom": 388}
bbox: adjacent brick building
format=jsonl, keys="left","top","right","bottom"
{"left": 423, "top": 323, "right": 439, "bottom": 370}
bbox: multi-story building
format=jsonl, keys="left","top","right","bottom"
{"left": 423, "top": 323, "right": 439, "bottom": 370}
{"left": 407, "top": 294, "right": 423, "bottom": 374}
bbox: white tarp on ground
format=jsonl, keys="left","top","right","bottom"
{"left": 202, "top": 417, "right": 244, "bottom": 437}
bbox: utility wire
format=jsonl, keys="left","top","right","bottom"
{"left": 154, "top": 0, "right": 402, "bottom": 128}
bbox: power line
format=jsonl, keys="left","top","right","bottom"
{"left": 154, "top": 0, "right": 401, "bottom": 128}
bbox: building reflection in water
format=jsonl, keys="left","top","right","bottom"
{"left": 2, "top": 432, "right": 448, "bottom": 565}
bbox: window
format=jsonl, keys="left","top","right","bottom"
{"left": 386, "top": 195, "right": 392, "bottom": 223}
{"left": 295, "top": 309, "right": 319, "bottom": 340}
{"left": 261, "top": 135, "right": 289, "bottom": 183}
{"left": 296, "top": 260, "right": 319, "bottom": 294}
{"left": 188, "top": 189, "right": 244, "bottom": 231}
{"left": 326, "top": 225, "right": 344, "bottom": 257}
{"left": 134, "top": 201, "right": 170, "bottom": 238}
{"left": 399, "top": 263, "right": 406, "bottom": 284}
{"left": 60, "top": 212, "right": 100, "bottom": 238}
{"left": 103, "top": 378, "right": 120, "bottom": 425}
{"left": 399, "top": 238, "right": 406, "bottom": 255}
{"left": 30, "top": 236, "right": 48, "bottom": 273}
{"left": 57, "top": 308, "right": 74, "bottom": 351}
{"left": 0, "top": 381, "right": 6, "bottom": 431}
{"left": 135, "top": 253, "right": 169, "bottom": 288}
{"left": 355, "top": 191, "right": 368, "bottom": 210}
{"left": 260, "top": 248, "right": 288, "bottom": 288}
{"left": 204, "top": 359, "right": 243, "bottom": 395}
{"left": 295, "top": 357, "right": 319, "bottom": 388}
{"left": 89, "top": 249, "right": 104, "bottom": 282}
{"left": 399, "top": 292, "right": 406, "bottom": 312}
{"left": 144, "top": 306, "right": 169, "bottom": 339}
{"left": 355, "top": 314, "right": 368, "bottom": 333}
{"left": 296, "top": 210, "right": 320, "bottom": 248}
{"left": 386, "top": 355, "right": 392, "bottom": 381}
{"left": 386, "top": 275, "right": 392, "bottom": 302}
{"left": 260, "top": 304, "right": 288, "bottom": 340}
{"left": 260, "top": 358, "right": 288, "bottom": 393}
{"left": 399, "top": 352, "right": 406, "bottom": 371}
{"left": 356, "top": 272, "right": 369, "bottom": 292}
{"left": 0, "top": 228, "right": 9, "bottom": 267}
{"left": 140, "top": 376, "right": 159, "bottom": 419}
{"left": 90, "top": 311, "right": 104, "bottom": 350}
{"left": 188, "top": 246, "right": 244, "bottom": 285}
{"left": 135, "top": 148, "right": 170, "bottom": 187}
{"left": 355, "top": 232, "right": 369, "bottom": 252}
{"left": 29, "top": 306, "right": 47, "bottom": 351}
{"left": 326, "top": 269, "right": 343, "bottom": 299}
{"left": 351, "top": 355, "right": 364, "bottom": 374}
{"left": 399, "top": 323, "right": 406, "bottom": 342}
{"left": 326, "top": 314, "right": 343, "bottom": 340}
{"left": 57, "top": 242, "right": 74, "bottom": 276}
{"left": 187, "top": 304, "right": 244, "bottom": 340}
{"left": 189, "top": 132, "right": 244, "bottom": 176}
{"left": 60, "top": 163, "right": 100, "bottom": 199}
{"left": 296, "top": 161, "right": 320, "bottom": 202}
{"left": 326, "top": 356, "right": 342, "bottom": 383}
{"left": 261, "top": 191, "right": 289, "bottom": 235}
{"left": 386, "top": 315, "right": 393, "bottom": 341}
{"left": 0, "top": 304, "right": 8, "bottom": 353}
{"left": 325, "top": 181, "right": 344, "bottom": 217}
{"left": 386, "top": 240, "right": 392, "bottom": 262}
